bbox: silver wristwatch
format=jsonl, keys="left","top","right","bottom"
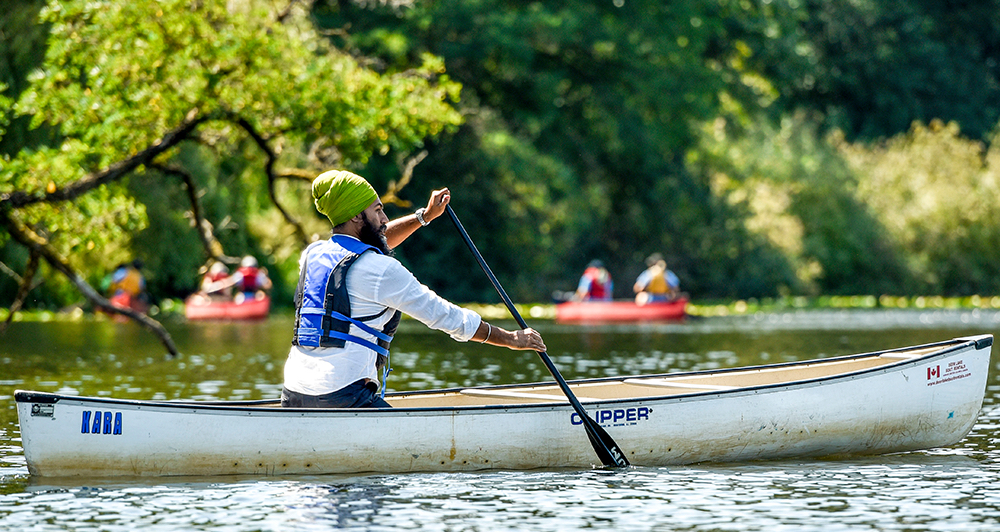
{"left": 415, "top": 207, "right": 430, "bottom": 226}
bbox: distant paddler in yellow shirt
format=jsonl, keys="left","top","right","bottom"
{"left": 633, "top": 253, "right": 679, "bottom": 305}
{"left": 106, "top": 259, "right": 149, "bottom": 314}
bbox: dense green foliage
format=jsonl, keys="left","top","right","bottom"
{"left": 321, "top": 0, "right": 1000, "bottom": 300}
{"left": 1, "top": 0, "right": 461, "bottom": 308}
{"left": 784, "top": 0, "right": 1000, "bottom": 141}
{"left": 2, "top": 0, "right": 1000, "bottom": 314}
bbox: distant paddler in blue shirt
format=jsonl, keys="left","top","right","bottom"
{"left": 633, "top": 253, "right": 679, "bottom": 305}
{"left": 281, "top": 170, "right": 547, "bottom": 408}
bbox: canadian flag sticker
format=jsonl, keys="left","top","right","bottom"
{"left": 926, "top": 360, "right": 971, "bottom": 387}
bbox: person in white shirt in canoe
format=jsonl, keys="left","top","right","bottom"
{"left": 281, "top": 170, "right": 547, "bottom": 408}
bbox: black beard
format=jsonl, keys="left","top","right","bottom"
{"left": 359, "top": 214, "right": 393, "bottom": 256}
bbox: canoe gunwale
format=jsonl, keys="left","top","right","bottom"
{"left": 390, "top": 334, "right": 992, "bottom": 406}
{"left": 14, "top": 334, "right": 991, "bottom": 413}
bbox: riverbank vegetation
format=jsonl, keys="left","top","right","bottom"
{"left": 3, "top": 1, "right": 1000, "bottom": 329}
{"left": 5, "top": 294, "right": 1000, "bottom": 325}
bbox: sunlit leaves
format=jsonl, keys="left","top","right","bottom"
{"left": 4, "top": 0, "right": 463, "bottom": 301}
{"left": 838, "top": 120, "right": 1000, "bottom": 293}
{"left": 20, "top": 0, "right": 461, "bottom": 170}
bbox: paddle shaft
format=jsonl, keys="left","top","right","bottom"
{"left": 445, "top": 205, "right": 629, "bottom": 468}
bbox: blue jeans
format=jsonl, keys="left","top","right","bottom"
{"left": 280, "top": 380, "right": 391, "bottom": 408}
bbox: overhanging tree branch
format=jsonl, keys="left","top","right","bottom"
{"left": 234, "top": 116, "right": 309, "bottom": 243}
{"left": 0, "top": 109, "right": 211, "bottom": 209}
{"left": 0, "top": 250, "right": 39, "bottom": 333}
{"left": 0, "top": 111, "right": 218, "bottom": 355}
{"left": 0, "top": 108, "right": 311, "bottom": 353}
{"left": 275, "top": 168, "right": 317, "bottom": 182}
{"left": 381, "top": 150, "right": 427, "bottom": 208}
{"left": 0, "top": 207, "right": 179, "bottom": 357}
{"left": 149, "top": 163, "right": 239, "bottom": 265}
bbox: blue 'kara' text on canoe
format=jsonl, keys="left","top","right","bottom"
{"left": 81, "top": 411, "right": 123, "bottom": 435}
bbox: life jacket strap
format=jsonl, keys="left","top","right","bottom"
{"left": 327, "top": 310, "right": 393, "bottom": 343}
{"left": 297, "top": 308, "right": 394, "bottom": 345}
{"left": 322, "top": 330, "right": 390, "bottom": 357}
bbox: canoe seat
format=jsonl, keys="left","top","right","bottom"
{"left": 459, "top": 389, "right": 599, "bottom": 402}
{"left": 622, "top": 378, "right": 736, "bottom": 391}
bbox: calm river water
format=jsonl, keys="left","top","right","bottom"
{"left": 2, "top": 308, "right": 1000, "bottom": 531}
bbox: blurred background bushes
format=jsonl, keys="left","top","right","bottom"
{"left": 2, "top": 0, "right": 999, "bottom": 310}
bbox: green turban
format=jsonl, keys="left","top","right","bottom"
{"left": 312, "top": 170, "right": 379, "bottom": 226}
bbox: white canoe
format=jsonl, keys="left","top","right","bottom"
{"left": 15, "top": 334, "right": 992, "bottom": 477}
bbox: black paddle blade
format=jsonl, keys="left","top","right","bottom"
{"left": 445, "top": 205, "right": 630, "bottom": 468}
{"left": 582, "top": 414, "right": 631, "bottom": 467}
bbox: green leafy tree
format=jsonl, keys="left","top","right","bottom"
{"left": 696, "top": 112, "right": 910, "bottom": 296}
{"left": 0, "top": 0, "right": 462, "bottom": 353}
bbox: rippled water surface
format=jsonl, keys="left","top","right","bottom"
{"left": 3, "top": 309, "right": 1000, "bottom": 531}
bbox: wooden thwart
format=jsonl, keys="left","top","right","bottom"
{"left": 459, "top": 388, "right": 599, "bottom": 402}
{"left": 623, "top": 378, "right": 736, "bottom": 391}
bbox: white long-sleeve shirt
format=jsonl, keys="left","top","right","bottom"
{"left": 283, "top": 236, "right": 482, "bottom": 395}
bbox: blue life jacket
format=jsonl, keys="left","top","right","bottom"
{"left": 292, "top": 235, "right": 401, "bottom": 390}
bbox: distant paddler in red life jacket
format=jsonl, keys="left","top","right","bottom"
{"left": 574, "top": 260, "right": 613, "bottom": 301}
{"left": 633, "top": 253, "right": 680, "bottom": 305}
{"left": 231, "top": 255, "right": 272, "bottom": 302}
{"left": 199, "top": 261, "right": 232, "bottom": 299}
{"left": 281, "top": 169, "right": 547, "bottom": 409}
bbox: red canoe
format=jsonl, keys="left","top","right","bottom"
{"left": 102, "top": 292, "right": 150, "bottom": 323}
{"left": 555, "top": 298, "right": 688, "bottom": 322}
{"left": 184, "top": 293, "right": 271, "bottom": 321}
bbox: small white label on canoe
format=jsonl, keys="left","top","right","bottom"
{"left": 30, "top": 404, "right": 54, "bottom": 417}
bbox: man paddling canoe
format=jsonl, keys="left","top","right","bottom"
{"left": 281, "top": 170, "right": 547, "bottom": 408}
